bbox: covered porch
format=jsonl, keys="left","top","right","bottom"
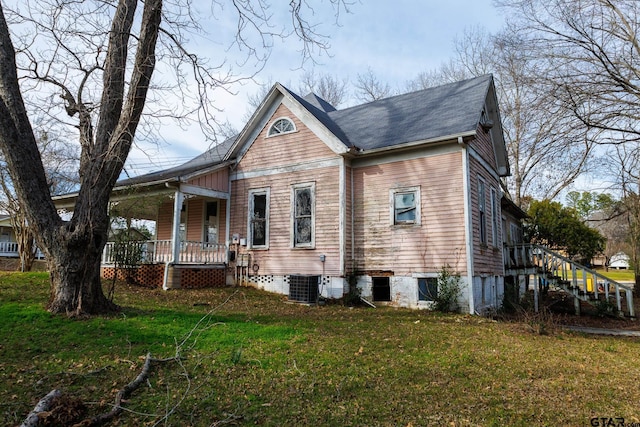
{"left": 53, "top": 147, "right": 235, "bottom": 289}
{"left": 102, "top": 180, "right": 231, "bottom": 289}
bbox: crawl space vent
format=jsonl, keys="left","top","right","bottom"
{"left": 288, "top": 275, "right": 319, "bottom": 304}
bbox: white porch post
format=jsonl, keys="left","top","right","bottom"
{"left": 163, "top": 189, "right": 184, "bottom": 290}
{"left": 171, "top": 190, "right": 184, "bottom": 263}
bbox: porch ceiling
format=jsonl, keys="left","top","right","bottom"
{"left": 110, "top": 192, "right": 171, "bottom": 221}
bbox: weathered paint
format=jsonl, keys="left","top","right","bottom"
{"left": 351, "top": 148, "right": 467, "bottom": 276}
{"left": 230, "top": 105, "right": 344, "bottom": 279}
{"left": 156, "top": 197, "right": 227, "bottom": 245}
{"left": 468, "top": 154, "right": 504, "bottom": 275}
{"left": 470, "top": 125, "right": 499, "bottom": 172}
{"left": 235, "top": 104, "right": 337, "bottom": 175}
{"left": 187, "top": 168, "right": 229, "bottom": 192}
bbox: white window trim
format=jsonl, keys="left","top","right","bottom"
{"left": 267, "top": 117, "right": 296, "bottom": 137}
{"left": 478, "top": 177, "right": 487, "bottom": 245}
{"left": 490, "top": 187, "right": 499, "bottom": 247}
{"left": 290, "top": 182, "right": 316, "bottom": 249}
{"left": 390, "top": 186, "right": 421, "bottom": 226}
{"left": 248, "top": 188, "right": 270, "bottom": 250}
{"left": 203, "top": 200, "right": 219, "bottom": 248}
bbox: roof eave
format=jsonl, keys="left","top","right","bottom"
{"left": 355, "top": 130, "right": 477, "bottom": 156}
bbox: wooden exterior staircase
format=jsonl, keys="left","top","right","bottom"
{"left": 504, "top": 244, "right": 635, "bottom": 318}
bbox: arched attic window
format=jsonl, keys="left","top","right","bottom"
{"left": 267, "top": 117, "right": 296, "bottom": 136}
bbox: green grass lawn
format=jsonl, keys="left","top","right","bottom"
{"left": 1, "top": 272, "right": 640, "bottom": 426}
{"left": 565, "top": 268, "right": 635, "bottom": 284}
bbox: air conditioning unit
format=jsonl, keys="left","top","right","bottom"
{"left": 289, "top": 275, "right": 319, "bottom": 304}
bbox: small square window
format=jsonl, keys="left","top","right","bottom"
{"left": 418, "top": 278, "right": 438, "bottom": 302}
{"left": 390, "top": 187, "right": 420, "bottom": 225}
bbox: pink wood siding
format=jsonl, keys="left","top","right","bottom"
{"left": 352, "top": 151, "right": 468, "bottom": 275}
{"left": 236, "top": 104, "right": 337, "bottom": 173}
{"left": 469, "top": 153, "right": 503, "bottom": 274}
{"left": 187, "top": 169, "right": 229, "bottom": 192}
{"left": 157, "top": 201, "right": 173, "bottom": 240}
{"left": 187, "top": 199, "right": 203, "bottom": 241}
{"left": 470, "top": 124, "right": 498, "bottom": 170}
{"left": 156, "top": 197, "right": 226, "bottom": 244}
{"left": 231, "top": 165, "right": 342, "bottom": 276}
{"left": 230, "top": 107, "right": 343, "bottom": 276}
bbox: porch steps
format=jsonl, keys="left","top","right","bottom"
{"left": 505, "top": 244, "right": 635, "bottom": 318}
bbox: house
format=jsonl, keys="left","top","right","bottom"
{"left": 54, "top": 74, "right": 511, "bottom": 313}
{"left": 0, "top": 215, "right": 19, "bottom": 257}
{"left": 609, "top": 252, "right": 631, "bottom": 270}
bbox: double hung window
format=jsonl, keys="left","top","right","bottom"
{"left": 248, "top": 189, "right": 270, "bottom": 249}
{"left": 291, "top": 183, "right": 315, "bottom": 248}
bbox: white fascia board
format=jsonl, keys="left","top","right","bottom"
{"left": 280, "top": 95, "right": 350, "bottom": 155}
{"left": 231, "top": 157, "right": 342, "bottom": 181}
{"left": 224, "top": 85, "right": 284, "bottom": 163}
{"left": 178, "top": 183, "right": 230, "bottom": 200}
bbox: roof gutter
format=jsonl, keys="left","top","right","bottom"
{"left": 355, "top": 130, "right": 476, "bottom": 157}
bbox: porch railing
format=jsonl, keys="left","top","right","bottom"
{"left": 505, "top": 243, "right": 635, "bottom": 317}
{"left": 101, "top": 240, "right": 227, "bottom": 265}
{"left": 0, "top": 241, "right": 45, "bottom": 259}
{"left": 0, "top": 241, "right": 19, "bottom": 257}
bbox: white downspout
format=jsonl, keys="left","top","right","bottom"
{"left": 226, "top": 171, "right": 232, "bottom": 252}
{"left": 460, "top": 137, "right": 475, "bottom": 314}
{"left": 339, "top": 157, "right": 346, "bottom": 278}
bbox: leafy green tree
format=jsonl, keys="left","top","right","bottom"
{"left": 525, "top": 199, "right": 605, "bottom": 264}
{"left": 565, "top": 191, "right": 615, "bottom": 220}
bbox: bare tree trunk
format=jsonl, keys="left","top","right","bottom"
{"left": 46, "top": 221, "right": 117, "bottom": 314}
{"left": 0, "top": 0, "right": 161, "bottom": 315}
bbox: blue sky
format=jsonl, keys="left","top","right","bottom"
{"left": 125, "top": 0, "right": 507, "bottom": 176}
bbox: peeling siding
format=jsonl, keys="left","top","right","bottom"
{"left": 469, "top": 154, "right": 503, "bottom": 275}
{"left": 230, "top": 166, "right": 342, "bottom": 277}
{"left": 352, "top": 149, "right": 468, "bottom": 275}
{"left": 230, "top": 109, "right": 343, "bottom": 278}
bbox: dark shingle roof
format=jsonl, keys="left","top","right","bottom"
{"left": 117, "top": 136, "right": 236, "bottom": 186}
{"left": 117, "top": 75, "right": 493, "bottom": 185}
{"left": 328, "top": 75, "right": 490, "bottom": 150}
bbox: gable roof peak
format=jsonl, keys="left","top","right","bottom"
{"left": 302, "top": 92, "right": 337, "bottom": 113}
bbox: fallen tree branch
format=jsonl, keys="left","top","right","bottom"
{"left": 20, "top": 389, "right": 62, "bottom": 427}
{"left": 73, "top": 352, "right": 174, "bottom": 427}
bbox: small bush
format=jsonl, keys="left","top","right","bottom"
{"left": 433, "top": 265, "right": 462, "bottom": 313}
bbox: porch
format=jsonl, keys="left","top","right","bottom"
{"left": 101, "top": 240, "right": 228, "bottom": 265}
{"left": 100, "top": 239, "right": 228, "bottom": 289}
{"left": 0, "top": 241, "right": 45, "bottom": 259}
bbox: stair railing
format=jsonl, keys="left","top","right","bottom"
{"left": 505, "top": 243, "right": 635, "bottom": 317}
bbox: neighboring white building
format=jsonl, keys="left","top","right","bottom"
{"left": 610, "top": 252, "right": 631, "bottom": 270}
